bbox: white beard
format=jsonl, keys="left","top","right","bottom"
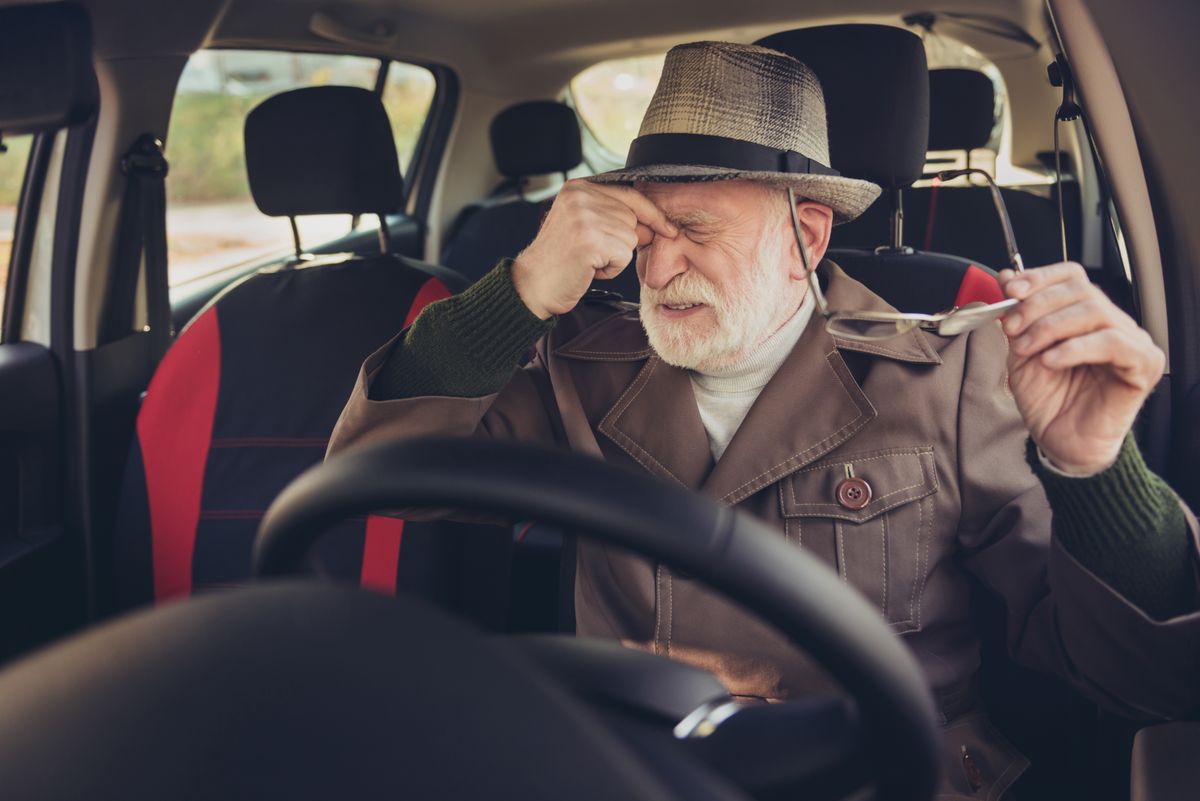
{"left": 639, "top": 228, "right": 795, "bottom": 372}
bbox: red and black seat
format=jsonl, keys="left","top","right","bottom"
{"left": 114, "top": 86, "right": 510, "bottom": 624}
{"left": 758, "top": 25, "right": 1004, "bottom": 313}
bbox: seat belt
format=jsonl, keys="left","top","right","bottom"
{"left": 111, "top": 134, "right": 172, "bottom": 365}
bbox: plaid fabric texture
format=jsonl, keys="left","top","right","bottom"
{"left": 588, "top": 41, "right": 881, "bottom": 223}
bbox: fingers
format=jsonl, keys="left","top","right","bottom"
{"left": 1039, "top": 328, "right": 1165, "bottom": 390}
{"left": 998, "top": 261, "right": 1166, "bottom": 388}
{"left": 635, "top": 222, "right": 656, "bottom": 249}
{"left": 1006, "top": 290, "right": 1110, "bottom": 357}
{"left": 998, "top": 261, "right": 1088, "bottom": 301}
{"left": 585, "top": 182, "right": 679, "bottom": 239}
{"left": 595, "top": 254, "right": 636, "bottom": 280}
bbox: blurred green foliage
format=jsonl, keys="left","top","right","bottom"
{"left": 167, "top": 59, "right": 434, "bottom": 206}
{"left": 0, "top": 134, "right": 32, "bottom": 205}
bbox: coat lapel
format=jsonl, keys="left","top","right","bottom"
{"left": 596, "top": 357, "right": 716, "bottom": 490}
{"left": 555, "top": 308, "right": 714, "bottom": 490}
{"left": 702, "top": 262, "right": 942, "bottom": 505}
{"left": 699, "top": 315, "right": 875, "bottom": 505}
{"left": 556, "top": 262, "right": 942, "bottom": 502}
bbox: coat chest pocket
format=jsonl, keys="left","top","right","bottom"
{"left": 780, "top": 447, "right": 938, "bottom": 633}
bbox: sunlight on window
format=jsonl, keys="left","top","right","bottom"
{"left": 921, "top": 37, "right": 1053, "bottom": 187}
{"left": 571, "top": 53, "right": 665, "bottom": 160}
{"left": 166, "top": 51, "right": 435, "bottom": 287}
{"left": 0, "top": 134, "right": 33, "bottom": 330}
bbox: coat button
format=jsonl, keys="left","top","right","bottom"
{"left": 835, "top": 476, "right": 872, "bottom": 510}
{"left": 961, "top": 745, "right": 985, "bottom": 791}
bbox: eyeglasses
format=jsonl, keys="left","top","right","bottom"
{"left": 789, "top": 168, "right": 1023, "bottom": 342}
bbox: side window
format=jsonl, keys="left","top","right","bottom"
{"left": 0, "top": 134, "right": 33, "bottom": 340}
{"left": 571, "top": 54, "right": 666, "bottom": 163}
{"left": 166, "top": 50, "right": 435, "bottom": 287}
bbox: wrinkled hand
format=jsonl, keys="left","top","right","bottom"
{"left": 999, "top": 263, "right": 1165, "bottom": 474}
{"left": 511, "top": 180, "right": 677, "bottom": 319}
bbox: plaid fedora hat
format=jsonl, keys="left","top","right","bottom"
{"left": 588, "top": 41, "right": 881, "bottom": 223}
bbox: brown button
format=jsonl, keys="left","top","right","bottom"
{"left": 835, "top": 476, "right": 872, "bottom": 510}
{"left": 961, "top": 746, "right": 984, "bottom": 791}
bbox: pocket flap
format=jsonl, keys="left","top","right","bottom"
{"left": 781, "top": 447, "right": 938, "bottom": 523}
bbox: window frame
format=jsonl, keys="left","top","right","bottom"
{"left": 2, "top": 133, "right": 53, "bottom": 343}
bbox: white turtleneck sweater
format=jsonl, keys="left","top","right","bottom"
{"left": 691, "top": 291, "right": 815, "bottom": 461}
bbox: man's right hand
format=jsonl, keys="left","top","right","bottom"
{"left": 511, "top": 180, "right": 678, "bottom": 319}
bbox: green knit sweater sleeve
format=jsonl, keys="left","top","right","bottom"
{"left": 1028, "top": 434, "right": 1196, "bottom": 620}
{"left": 370, "top": 261, "right": 555, "bottom": 400}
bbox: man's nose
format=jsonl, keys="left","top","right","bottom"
{"left": 639, "top": 234, "right": 688, "bottom": 291}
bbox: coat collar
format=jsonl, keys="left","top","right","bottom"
{"left": 553, "top": 262, "right": 942, "bottom": 503}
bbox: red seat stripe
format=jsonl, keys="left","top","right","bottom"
{"left": 403, "top": 277, "right": 452, "bottom": 326}
{"left": 954, "top": 264, "right": 1005, "bottom": 309}
{"left": 138, "top": 307, "right": 222, "bottom": 602}
{"left": 360, "top": 516, "right": 405, "bottom": 592}
{"left": 358, "top": 276, "right": 452, "bottom": 594}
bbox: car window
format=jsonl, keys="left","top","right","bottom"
{"left": 0, "top": 134, "right": 33, "bottom": 339}
{"left": 166, "top": 50, "right": 435, "bottom": 287}
{"left": 571, "top": 53, "right": 666, "bottom": 161}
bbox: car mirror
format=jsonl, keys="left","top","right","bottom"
{"left": 0, "top": 3, "right": 98, "bottom": 137}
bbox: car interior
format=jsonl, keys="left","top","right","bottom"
{"left": 0, "top": 0, "right": 1197, "bottom": 799}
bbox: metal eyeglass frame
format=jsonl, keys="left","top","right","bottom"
{"left": 789, "top": 167, "right": 1024, "bottom": 342}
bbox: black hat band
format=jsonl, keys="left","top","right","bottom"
{"left": 625, "top": 132, "right": 841, "bottom": 177}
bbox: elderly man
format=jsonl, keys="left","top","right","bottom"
{"left": 329, "top": 42, "right": 1198, "bottom": 798}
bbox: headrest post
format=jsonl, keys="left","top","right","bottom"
{"left": 376, "top": 214, "right": 392, "bottom": 256}
{"left": 889, "top": 189, "right": 904, "bottom": 250}
{"left": 289, "top": 217, "right": 302, "bottom": 259}
{"left": 874, "top": 188, "right": 914, "bottom": 256}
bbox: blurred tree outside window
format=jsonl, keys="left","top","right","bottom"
{"left": 166, "top": 51, "right": 435, "bottom": 286}
{"left": 0, "top": 134, "right": 33, "bottom": 338}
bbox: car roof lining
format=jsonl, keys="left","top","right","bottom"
{"left": 42, "top": 0, "right": 1095, "bottom": 350}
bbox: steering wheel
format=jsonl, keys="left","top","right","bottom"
{"left": 253, "top": 437, "right": 942, "bottom": 801}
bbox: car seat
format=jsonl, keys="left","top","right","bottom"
{"left": 441, "top": 100, "right": 642, "bottom": 301}
{"left": 831, "top": 66, "right": 1082, "bottom": 272}
{"left": 758, "top": 26, "right": 1004, "bottom": 314}
{"left": 113, "top": 86, "right": 511, "bottom": 627}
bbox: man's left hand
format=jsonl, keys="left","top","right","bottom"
{"left": 998, "top": 262, "right": 1165, "bottom": 475}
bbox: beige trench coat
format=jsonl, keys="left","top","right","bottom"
{"left": 328, "top": 262, "right": 1200, "bottom": 799}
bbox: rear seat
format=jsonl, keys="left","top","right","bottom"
{"left": 832, "top": 67, "right": 1081, "bottom": 270}
{"left": 441, "top": 100, "right": 641, "bottom": 300}
{"left": 441, "top": 101, "right": 577, "bottom": 284}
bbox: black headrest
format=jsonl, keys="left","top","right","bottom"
{"left": 756, "top": 24, "right": 929, "bottom": 190}
{"left": 0, "top": 3, "right": 98, "bottom": 135}
{"left": 929, "top": 69, "right": 996, "bottom": 152}
{"left": 490, "top": 101, "right": 582, "bottom": 179}
{"left": 244, "top": 86, "right": 403, "bottom": 217}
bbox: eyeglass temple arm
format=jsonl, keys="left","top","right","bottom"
{"left": 935, "top": 168, "right": 1024, "bottom": 273}
{"left": 787, "top": 187, "right": 833, "bottom": 315}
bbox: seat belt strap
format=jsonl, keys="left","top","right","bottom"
{"left": 116, "top": 134, "right": 172, "bottom": 365}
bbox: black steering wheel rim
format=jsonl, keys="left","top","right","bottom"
{"left": 253, "top": 436, "right": 941, "bottom": 800}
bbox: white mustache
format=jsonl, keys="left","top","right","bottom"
{"left": 643, "top": 271, "right": 723, "bottom": 310}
